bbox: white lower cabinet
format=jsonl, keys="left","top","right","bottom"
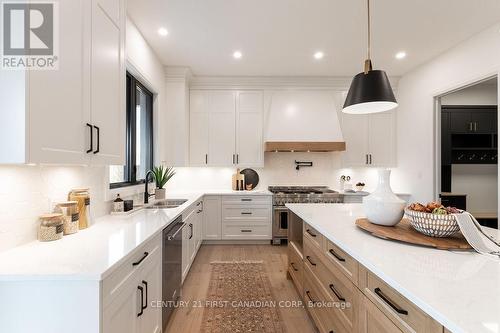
{"left": 203, "top": 196, "right": 222, "bottom": 240}
{"left": 102, "top": 234, "right": 162, "bottom": 333}
{"left": 221, "top": 195, "right": 272, "bottom": 240}
{"left": 182, "top": 199, "right": 204, "bottom": 283}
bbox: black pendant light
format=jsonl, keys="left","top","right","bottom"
{"left": 343, "top": 0, "right": 398, "bottom": 114}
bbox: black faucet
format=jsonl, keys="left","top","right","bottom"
{"left": 144, "top": 170, "right": 155, "bottom": 204}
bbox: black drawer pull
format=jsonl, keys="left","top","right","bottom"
{"left": 374, "top": 287, "right": 408, "bottom": 315}
{"left": 306, "top": 255, "right": 317, "bottom": 266}
{"left": 86, "top": 123, "right": 93, "bottom": 153}
{"left": 141, "top": 280, "right": 148, "bottom": 310}
{"left": 132, "top": 252, "right": 149, "bottom": 266}
{"left": 241, "top": 229, "right": 252, "bottom": 233}
{"left": 137, "top": 286, "right": 144, "bottom": 317}
{"left": 328, "top": 249, "right": 346, "bottom": 262}
{"left": 241, "top": 212, "right": 253, "bottom": 215}
{"left": 290, "top": 262, "right": 299, "bottom": 271}
{"left": 329, "top": 284, "right": 346, "bottom": 302}
{"left": 93, "top": 125, "right": 100, "bottom": 154}
{"left": 305, "top": 290, "right": 317, "bottom": 303}
{"left": 306, "top": 229, "right": 317, "bottom": 237}
{"left": 241, "top": 198, "right": 252, "bottom": 201}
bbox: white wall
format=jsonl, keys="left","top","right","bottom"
{"left": 0, "top": 17, "right": 167, "bottom": 253}
{"left": 441, "top": 80, "right": 497, "bottom": 105}
{"left": 452, "top": 165, "right": 497, "bottom": 213}
{"left": 395, "top": 23, "right": 500, "bottom": 203}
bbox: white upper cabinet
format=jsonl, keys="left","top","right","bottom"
{"left": 208, "top": 91, "right": 236, "bottom": 166}
{"left": 0, "top": 0, "right": 125, "bottom": 165}
{"left": 236, "top": 91, "right": 264, "bottom": 167}
{"left": 189, "top": 91, "right": 210, "bottom": 166}
{"left": 189, "top": 90, "right": 264, "bottom": 167}
{"left": 90, "top": 0, "right": 125, "bottom": 165}
{"left": 341, "top": 110, "right": 396, "bottom": 167}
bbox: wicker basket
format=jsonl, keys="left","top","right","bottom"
{"left": 404, "top": 208, "right": 461, "bottom": 238}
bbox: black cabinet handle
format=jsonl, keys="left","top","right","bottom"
{"left": 141, "top": 280, "right": 148, "bottom": 311}
{"left": 290, "top": 262, "right": 298, "bottom": 272}
{"left": 93, "top": 125, "right": 100, "bottom": 154}
{"left": 306, "top": 229, "right": 317, "bottom": 237}
{"left": 236, "top": 154, "right": 239, "bottom": 164}
{"left": 328, "top": 249, "right": 346, "bottom": 262}
{"left": 374, "top": 287, "right": 408, "bottom": 315}
{"left": 369, "top": 154, "right": 372, "bottom": 164}
{"left": 132, "top": 252, "right": 149, "bottom": 266}
{"left": 232, "top": 154, "right": 235, "bottom": 164}
{"left": 205, "top": 154, "right": 208, "bottom": 164}
{"left": 306, "top": 255, "right": 317, "bottom": 266}
{"left": 86, "top": 124, "right": 93, "bottom": 153}
{"left": 189, "top": 223, "right": 193, "bottom": 239}
{"left": 137, "top": 286, "right": 144, "bottom": 317}
{"left": 305, "top": 290, "right": 317, "bottom": 303}
{"left": 241, "top": 198, "right": 252, "bottom": 202}
{"left": 329, "top": 284, "right": 346, "bottom": 302}
{"left": 241, "top": 212, "right": 252, "bottom": 215}
{"left": 241, "top": 229, "right": 252, "bottom": 233}
{"left": 366, "top": 154, "right": 369, "bottom": 164}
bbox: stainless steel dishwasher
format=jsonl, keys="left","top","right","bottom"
{"left": 162, "top": 215, "right": 185, "bottom": 330}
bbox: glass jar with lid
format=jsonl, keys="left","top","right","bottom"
{"left": 68, "top": 188, "right": 91, "bottom": 229}
{"left": 55, "top": 201, "right": 79, "bottom": 235}
{"left": 38, "top": 213, "right": 64, "bottom": 242}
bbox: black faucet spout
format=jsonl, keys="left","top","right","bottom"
{"left": 144, "top": 170, "right": 155, "bottom": 204}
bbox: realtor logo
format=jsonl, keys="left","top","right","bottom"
{"left": 1, "top": 1, "right": 58, "bottom": 69}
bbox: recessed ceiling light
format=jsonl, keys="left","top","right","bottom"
{"left": 233, "top": 51, "right": 242, "bottom": 59}
{"left": 395, "top": 51, "right": 407, "bottom": 60}
{"left": 314, "top": 51, "right": 324, "bottom": 60}
{"left": 158, "top": 28, "right": 169, "bottom": 36}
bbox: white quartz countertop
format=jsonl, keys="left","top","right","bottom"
{"left": 286, "top": 203, "right": 500, "bottom": 333}
{"left": 0, "top": 190, "right": 270, "bottom": 282}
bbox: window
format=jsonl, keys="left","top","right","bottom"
{"left": 110, "top": 72, "right": 153, "bottom": 188}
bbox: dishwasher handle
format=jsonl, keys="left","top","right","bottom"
{"left": 168, "top": 222, "right": 186, "bottom": 240}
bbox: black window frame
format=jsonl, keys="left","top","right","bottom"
{"left": 110, "top": 72, "right": 154, "bottom": 189}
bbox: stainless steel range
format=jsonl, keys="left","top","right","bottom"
{"left": 268, "top": 186, "right": 343, "bottom": 245}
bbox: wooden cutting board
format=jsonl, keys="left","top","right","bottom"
{"left": 355, "top": 218, "right": 472, "bottom": 250}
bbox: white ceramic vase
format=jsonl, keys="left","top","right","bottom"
{"left": 363, "top": 169, "right": 405, "bottom": 226}
{"left": 155, "top": 188, "right": 166, "bottom": 200}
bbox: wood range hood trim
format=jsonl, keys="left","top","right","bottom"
{"left": 264, "top": 141, "right": 346, "bottom": 152}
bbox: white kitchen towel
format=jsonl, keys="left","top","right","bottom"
{"left": 455, "top": 213, "right": 500, "bottom": 259}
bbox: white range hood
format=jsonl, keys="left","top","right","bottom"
{"left": 264, "top": 90, "right": 346, "bottom": 152}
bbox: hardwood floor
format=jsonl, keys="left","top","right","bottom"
{"left": 166, "top": 244, "right": 317, "bottom": 333}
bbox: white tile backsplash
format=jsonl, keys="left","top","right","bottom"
{"left": 0, "top": 153, "right": 396, "bottom": 253}
{"left": 0, "top": 165, "right": 110, "bottom": 253}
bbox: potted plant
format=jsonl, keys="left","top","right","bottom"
{"left": 151, "top": 165, "right": 175, "bottom": 200}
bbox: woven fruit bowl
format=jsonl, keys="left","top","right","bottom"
{"left": 404, "top": 208, "right": 461, "bottom": 238}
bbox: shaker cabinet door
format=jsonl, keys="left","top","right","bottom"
{"left": 368, "top": 111, "right": 396, "bottom": 167}
{"left": 236, "top": 91, "right": 264, "bottom": 167}
{"left": 90, "top": 0, "right": 125, "bottom": 165}
{"left": 28, "top": 0, "right": 90, "bottom": 165}
{"left": 341, "top": 113, "right": 370, "bottom": 167}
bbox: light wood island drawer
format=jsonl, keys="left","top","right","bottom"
{"left": 303, "top": 264, "right": 347, "bottom": 333}
{"left": 304, "top": 237, "right": 358, "bottom": 332}
{"left": 288, "top": 241, "right": 303, "bottom": 293}
{"left": 359, "top": 267, "right": 442, "bottom": 333}
{"left": 303, "top": 223, "right": 325, "bottom": 249}
{"left": 324, "top": 239, "right": 359, "bottom": 286}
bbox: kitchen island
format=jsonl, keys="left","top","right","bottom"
{"left": 286, "top": 203, "right": 500, "bottom": 333}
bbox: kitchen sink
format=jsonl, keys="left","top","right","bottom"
{"left": 145, "top": 199, "right": 188, "bottom": 209}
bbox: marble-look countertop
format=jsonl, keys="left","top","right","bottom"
{"left": 0, "top": 190, "right": 271, "bottom": 281}
{"left": 286, "top": 203, "right": 500, "bottom": 333}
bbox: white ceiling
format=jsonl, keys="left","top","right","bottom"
{"left": 127, "top": 0, "right": 500, "bottom": 77}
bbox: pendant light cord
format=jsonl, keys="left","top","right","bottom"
{"left": 364, "top": 0, "right": 373, "bottom": 73}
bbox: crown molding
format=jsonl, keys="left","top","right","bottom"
{"left": 189, "top": 75, "right": 400, "bottom": 90}
{"left": 165, "top": 66, "right": 192, "bottom": 83}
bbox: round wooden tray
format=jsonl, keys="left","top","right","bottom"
{"left": 355, "top": 218, "right": 472, "bottom": 250}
